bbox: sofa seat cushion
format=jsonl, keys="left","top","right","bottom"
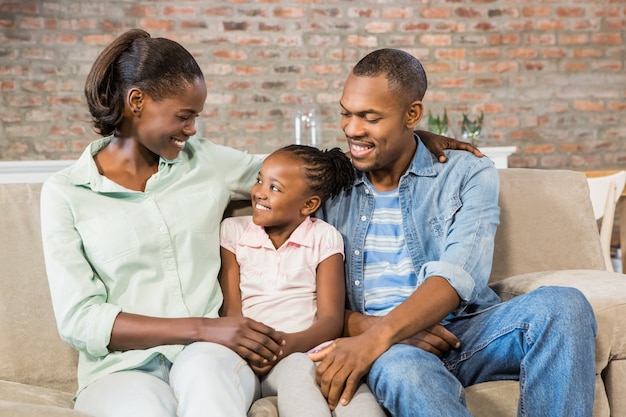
{"left": 0, "top": 380, "right": 74, "bottom": 409}
{"left": 490, "top": 270, "right": 626, "bottom": 373}
{"left": 0, "top": 400, "right": 90, "bottom": 417}
{"left": 248, "top": 396, "right": 279, "bottom": 417}
{"left": 465, "top": 381, "right": 518, "bottom": 417}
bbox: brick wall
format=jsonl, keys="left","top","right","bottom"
{"left": 0, "top": 0, "right": 624, "bottom": 169}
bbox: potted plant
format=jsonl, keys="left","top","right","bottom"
{"left": 428, "top": 109, "right": 449, "bottom": 136}
{"left": 461, "top": 111, "right": 484, "bottom": 146}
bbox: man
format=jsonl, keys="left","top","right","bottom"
{"left": 312, "top": 49, "right": 597, "bottom": 416}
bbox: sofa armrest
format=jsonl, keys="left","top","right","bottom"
{"left": 490, "top": 270, "right": 626, "bottom": 373}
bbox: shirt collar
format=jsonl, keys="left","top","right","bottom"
{"left": 241, "top": 216, "right": 317, "bottom": 249}
{"left": 69, "top": 136, "right": 185, "bottom": 192}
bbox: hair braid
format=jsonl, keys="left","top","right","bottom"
{"left": 279, "top": 145, "right": 354, "bottom": 202}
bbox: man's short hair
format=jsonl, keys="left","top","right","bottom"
{"left": 352, "top": 48, "right": 428, "bottom": 104}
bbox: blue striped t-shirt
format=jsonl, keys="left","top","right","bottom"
{"left": 363, "top": 183, "right": 417, "bottom": 316}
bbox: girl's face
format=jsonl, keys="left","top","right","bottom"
{"left": 133, "top": 78, "right": 207, "bottom": 161}
{"left": 251, "top": 151, "right": 316, "bottom": 235}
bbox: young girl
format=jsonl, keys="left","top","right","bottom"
{"left": 219, "top": 145, "right": 386, "bottom": 417}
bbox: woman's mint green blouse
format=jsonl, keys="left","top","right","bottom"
{"left": 40, "top": 136, "right": 262, "bottom": 392}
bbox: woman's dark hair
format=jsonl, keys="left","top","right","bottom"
{"left": 278, "top": 145, "right": 354, "bottom": 202}
{"left": 84, "top": 28, "right": 204, "bottom": 136}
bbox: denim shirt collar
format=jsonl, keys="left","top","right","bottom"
{"left": 353, "top": 134, "right": 438, "bottom": 187}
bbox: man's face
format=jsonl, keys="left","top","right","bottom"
{"left": 339, "top": 73, "right": 421, "bottom": 185}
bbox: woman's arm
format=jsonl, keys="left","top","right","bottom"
{"left": 416, "top": 130, "right": 483, "bottom": 162}
{"left": 108, "top": 312, "right": 283, "bottom": 368}
{"left": 281, "top": 253, "right": 346, "bottom": 357}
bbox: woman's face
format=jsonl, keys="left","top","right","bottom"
{"left": 134, "top": 78, "right": 207, "bottom": 161}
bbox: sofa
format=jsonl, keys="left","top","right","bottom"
{"left": 1, "top": 168, "right": 625, "bottom": 417}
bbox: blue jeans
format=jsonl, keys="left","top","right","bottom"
{"left": 367, "top": 286, "right": 597, "bottom": 417}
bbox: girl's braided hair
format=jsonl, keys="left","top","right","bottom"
{"left": 277, "top": 145, "right": 354, "bottom": 202}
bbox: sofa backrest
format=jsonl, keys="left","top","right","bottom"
{"left": 227, "top": 168, "right": 606, "bottom": 283}
{"left": 0, "top": 168, "right": 604, "bottom": 394}
{"left": 0, "top": 182, "right": 79, "bottom": 393}
{"left": 490, "top": 168, "right": 606, "bottom": 282}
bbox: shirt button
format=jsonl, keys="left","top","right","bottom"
{"left": 354, "top": 280, "right": 360, "bottom": 286}
{"left": 354, "top": 250, "right": 360, "bottom": 255}
{"left": 160, "top": 226, "right": 166, "bottom": 233}
{"left": 360, "top": 215, "right": 367, "bottom": 221}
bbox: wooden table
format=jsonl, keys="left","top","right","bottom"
{"left": 583, "top": 170, "right": 626, "bottom": 273}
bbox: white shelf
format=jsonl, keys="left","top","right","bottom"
{"left": 0, "top": 160, "right": 74, "bottom": 183}
{"left": 481, "top": 146, "right": 517, "bottom": 169}
{"left": 0, "top": 146, "right": 516, "bottom": 184}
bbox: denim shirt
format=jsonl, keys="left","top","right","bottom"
{"left": 317, "top": 135, "right": 502, "bottom": 318}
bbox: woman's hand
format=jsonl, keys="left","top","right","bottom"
{"left": 416, "top": 130, "right": 483, "bottom": 163}
{"left": 199, "top": 317, "right": 285, "bottom": 369}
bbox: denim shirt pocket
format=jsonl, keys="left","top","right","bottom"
{"left": 428, "top": 194, "right": 462, "bottom": 238}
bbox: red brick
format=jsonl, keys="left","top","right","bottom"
{"left": 556, "top": 7, "right": 586, "bottom": 18}
{"left": 420, "top": 34, "right": 452, "bottom": 47}
{"left": 435, "top": 48, "right": 466, "bottom": 60}
{"left": 295, "top": 79, "right": 328, "bottom": 89}
{"left": 573, "top": 101, "right": 605, "bottom": 111}
{"left": 382, "top": 7, "right": 413, "bottom": 19}
{"left": 561, "top": 61, "right": 588, "bottom": 72}
{"left": 0, "top": 2, "right": 39, "bottom": 14}
{"left": 365, "top": 21, "right": 396, "bottom": 33}
{"left": 125, "top": 5, "right": 158, "bottom": 17}
{"left": 273, "top": 7, "right": 305, "bottom": 18}
{"left": 347, "top": 8, "right": 377, "bottom": 19}
{"left": 507, "top": 48, "right": 537, "bottom": 58}
{"left": 163, "top": 6, "right": 197, "bottom": 16}
{"left": 592, "top": 33, "right": 623, "bottom": 45}
{"left": 560, "top": 33, "right": 589, "bottom": 44}
{"left": 421, "top": 8, "right": 451, "bottom": 19}
{"left": 346, "top": 35, "right": 378, "bottom": 47}
{"left": 455, "top": 7, "right": 482, "bottom": 18}
{"left": 522, "top": 7, "right": 551, "bottom": 17}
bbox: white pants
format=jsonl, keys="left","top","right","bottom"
{"left": 74, "top": 342, "right": 260, "bottom": 417}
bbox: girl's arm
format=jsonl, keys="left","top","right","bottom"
{"left": 218, "top": 247, "right": 244, "bottom": 317}
{"left": 281, "top": 253, "right": 346, "bottom": 356}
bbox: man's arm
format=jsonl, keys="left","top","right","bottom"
{"left": 343, "top": 309, "right": 460, "bottom": 357}
{"left": 312, "top": 276, "right": 460, "bottom": 410}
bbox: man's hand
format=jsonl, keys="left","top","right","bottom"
{"left": 416, "top": 130, "right": 483, "bottom": 163}
{"left": 401, "top": 323, "right": 460, "bottom": 358}
{"left": 309, "top": 335, "right": 386, "bottom": 410}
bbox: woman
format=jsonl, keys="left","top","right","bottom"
{"left": 40, "top": 28, "right": 478, "bottom": 417}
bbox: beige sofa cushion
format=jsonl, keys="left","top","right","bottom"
{"left": 0, "top": 400, "right": 89, "bottom": 417}
{"left": 0, "top": 183, "right": 78, "bottom": 394}
{"left": 0, "top": 380, "right": 74, "bottom": 409}
{"left": 491, "top": 269, "right": 626, "bottom": 375}
{"left": 491, "top": 169, "right": 606, "bottom": 283}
